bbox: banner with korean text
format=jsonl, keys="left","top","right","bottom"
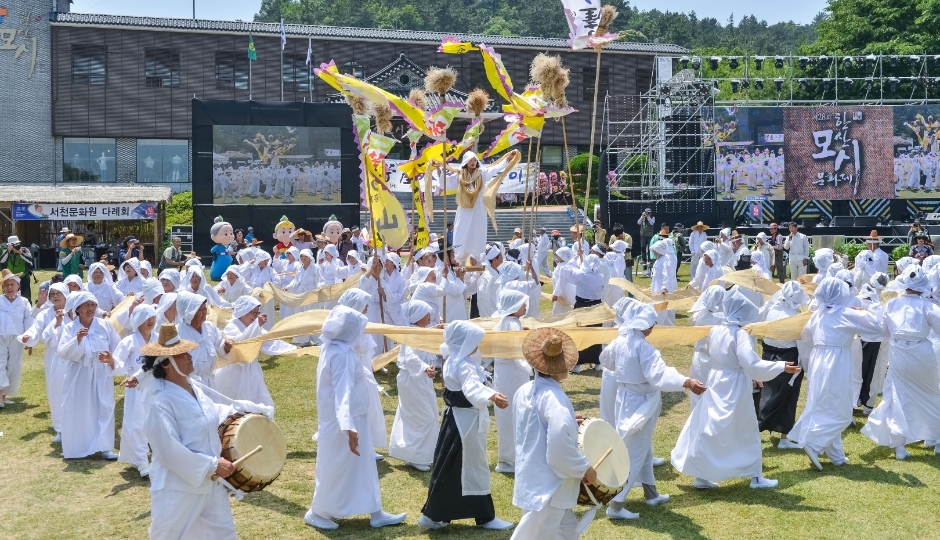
{"left": 12, "top": 202, "right": 159, "bottom": 220}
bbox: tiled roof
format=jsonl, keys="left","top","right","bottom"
{"left": 0, "top": 184, "right": 173, "bottom": 203}
{"left": 52, "top": 13, "right": 689, "bottom": 55}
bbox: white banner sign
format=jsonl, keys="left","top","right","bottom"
{"left": 12, "top": 202, "right": 159, "bottom": 221}
{"left": 385, "top": 160, "right": 539, "bottom": 195}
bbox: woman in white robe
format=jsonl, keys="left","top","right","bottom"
{"left": 410, "top": 267, "right": 447, "bottom": 326}
{"left": 671, "top": 289, "right": 799, "bottom": 488}
{"left": 360, "top": 255, "right": 405, "bottom": 352}
{"left": 489, "top": 291, "right": 532, "bottom": 474}
{"left": 141, "top": 325, "right": 274, "bottom": 540}
{"left": 63, "top": 274, "right": 85, "bottom": 293}
{"left": 337, "top": 250, "right": 367, "bottom": 281}
{"left": 388, "top": 300, "right": 439, "bottom": 471}
{"left": 57, "top": 291, "right": 121, "bottom": 459}
{"left": 215, "top": 267, "right": 253, "bottom": 305}
{"left": 318, "top": 244, "right": 342, "bottom": 287}
{"left": 304, "top": 305, "right": 406, "bottom": 530}
{"left": 249, "top": 251, "right": 276, "bottom": 326}
{"left": 750, "top": 250, "right": 771, "bottom": 280}
{"left": 85, "top": 262, "right": 125, "bottom": 313}
{"left": 650, "top": 238, "right": 677, "bottom": 326}
{"left": 116, "top": 259, "right": 144, "bottom": 296}
{"left": 687, "top": 285, "right": 725, "bottom": 409}
{"left": 417, "top": 321, "right": 513, "bottom": 531}
{"left": 551, "top": 247, "right": 577, "bottom": 316}
{"left": 155, "top": 292, "right": 178, "bottom": 327}
{"left": 215, "top": 296, "right": 296, "bottom": 410}
{"left": 862, "top": 266, "right": 940, "bottom": 459}
{"left": 606, "top": 240, "right": 628, "bottom": 279}
{"left": 285, "top": 249, "right": 321, "bottom": 346}
{"left": 688, "top": 250, "right": 724, "bottom": 292}
{"left": 19, "top": 284, "right": 68, "bottom": 438}
{"left": 516, "top": 245, "right": 543, "bottom": 320}
{"left": 175, "top": 291, "right": 231, "bottom": 389}
{"left": 139, "top": 260, "right": 153, "bottom": 280}
{"left": 602, "top": 298, "right": 703, "bottom": 520}
{"left": 275, "top": 247, "right": 302, "bottom": 319}
{"left": 112, "top": 304, "right": 157, "bottom": 476}
{"left": 159, "top": 268, "right": 181, "bottom": 294}
{"left": 441, "top": 259, "right": 470, "bottom": 323}
{"left": 812, "top": 248, "right": 835, "bottom": 284}
{"left": 789, "top": 278, "right": 882, "bottom": 470}
{"left": 185, "top": 266, "right": 230, "bottom": 308}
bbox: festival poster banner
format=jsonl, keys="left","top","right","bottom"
{"left": 784, "top": 106, "right": 895, "bottom": 200}
{"left": 385, "top": 159, "right": 538, "bottom": 194}
{"left": 893, "top": 105, "right": 940, "bottom": 198}
{"left": 12, "top": 202, "right": 158, "bottom": 220}
{"left": 710, "top": 107, "right": 786, "bottom": 201}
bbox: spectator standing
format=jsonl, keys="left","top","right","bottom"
{"left": 768, "top": 223, "right": 787, "bottom": 283}
{"left": 158, "top": 236, "right": 186, "bottom": 273}
{"left": 609, "top": 223, "right": 634, "bottom": 282}
{"left": 783, "top": 221, "right": 810, "bottom": 280}
{"left": 910, "top": 234, "right": 934, "bottom": 262}
{"left": 59, "top": 233, "right": 84, "bottom": 279}
{"left": 1, "top": 236, "right": 33, "bottom": 302}
{"left": 671, "top": 223, "right": 688, "bottom": 277}
{"left": 119, "top": 236, "right": 146, "bottom": 263}
{"left": 637, "top": 208, "right": 655, "bottom": 268}
{"left": 908, "top": 219, "right": 930, "bottom": 246}
{"left": 244, "top": 226, "right": 255, "bottom": 243}
{"left": 688, "top": 222, "right": 709, "bottom": 280}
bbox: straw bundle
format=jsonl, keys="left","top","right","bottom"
{"left": 466, "top": 88, "right": 489, "bottom": 117}
{"left": 595, "top": 5, "right": 618, "bottom": 36}
{"left": 425, "top": 67, "right": 457, "bottom": 95}
{"left": 409, "top": 88, "right": 428, "bottom": 110}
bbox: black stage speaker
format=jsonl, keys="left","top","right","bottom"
{"left": 831, "top": 216, "right": 854, "bottom": 226}
{"left": 802, "top": 218, "right": 819, "bottom": 229}
{"left": 854, "top": 216, "right": 879, "bottom": 228}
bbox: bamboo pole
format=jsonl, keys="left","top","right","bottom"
{"left": 440, "top": 139, "right": 448, "bottom": 324}
{"left": 522, "top": 137, "right": 535, "bottom": 248}
{"left": 560, "top": 117, "right": 582, "bottom": 262}
{"left": 583, "top": 50, "right": 603, "bottom": 229}
{"left": 359, "top": 114, "right": 388, "bottom": 352}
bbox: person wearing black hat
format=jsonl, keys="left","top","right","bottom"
{"left": 908, "top": 219, "right": 930, "bottom": 246}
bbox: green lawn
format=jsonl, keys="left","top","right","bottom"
{"left": 2, "top": 267, "right": 940, "bottom": 539}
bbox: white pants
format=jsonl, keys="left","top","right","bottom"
{"left": 493, "top": 359, "right": 531, "bottom": 466}
{"left": 689, "top": 252, "right": 702, "bottom": 279}
{"left": 789, "top": 259, "right": 807, "bottom": 280}
{"left": 511, "top": 506, "right": 580, "bottom": 540}
{"left": 0, "top": 334, "right": 25, "bottom": 396}
{"left": 149, "top": 483, "right": 236, "bottom": 540}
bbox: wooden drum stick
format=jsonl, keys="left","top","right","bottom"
{"left": 212, "top": 445, "right": 264, "bottom": 480}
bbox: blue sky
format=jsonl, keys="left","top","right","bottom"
{"left": 71, "top": 0, "right": 827, "bottom": 26}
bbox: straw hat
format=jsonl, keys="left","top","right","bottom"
{"left": 1, "top": 269, "right": 20, "bottom": 283}
{"left": 522, "top": 328, "right": 579, "bottom": 375}
{"left": 139, "top": 323, "right": 199, "bottom": 357}
{"left": 691, "top": 221, "right": 710, "bottom": 232}
{"left": 59, "top": 233, "right": 83, "bottom": 248}
{"left": 569, "top": 224, "right": 585, "bottom": 233}
{"left": 294, "top": 229, "right": 313, "bottom": 241}
{"left": 865, "top": 230, "right": 881, "bottom": 244}
{"left": 730, "top": 230, "right": 743, "bottom": 242}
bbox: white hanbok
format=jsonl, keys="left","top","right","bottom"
{"left": 215, "top": 318, "right": 296, "bottom": 410}
{"left": 492, "top": 314, "right": 532, "bottom": 468}
{"left": 388, "top": 344, "right": 439, "bottom": 466}
{"left": 113, "top": 329, "right": 157, "bottom": 469}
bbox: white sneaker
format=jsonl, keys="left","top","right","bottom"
{"left": 311, "top": 431, "right": 319, "bottom": 441}
{"left": 2, "top": 399, "right": 12, "bottom": 405}
{"left": 138, "top": 465, "right": 150, "bottom": 478}
{"left": 646, "top": 494, "right": 670, "bottom": 506}
{"left": 750, "top": 476, "right": 778, "bottom": 489}
{"left": 102, "top": 450, "right": 119, "bottom": 460}
{"left": 374, "top": 452, "right": 384, "bottom": 461}
{"left": 926, "top": 440, "right": 938, "bottom": 448}
{"left": 863, "top": 406, "right": 874, "bottom": 416}
{"left": 652, "top": 456, "right": 667, "bottom": 467}
{"left": 777, "top": 438, "right": 801, "bottom": 450}
{"left": 52, "top": 432, "right": 62, "bottom": 443}
{"left": 572, "top": 365, "right": 581, "bottom": 373}
{"left": 370, "top": 511, "right": 406, "bottom": 528}
{"left": 494, "top": 462, "right": 515, "bottom": 474}
{"left": 417, "top": 515, "right": 448, "bottom": 529}
{"left": 606, "top": 507, "right": 640, "bottom": 520}
{"left": 692, "top": 478, "right": 719, "bottom": 489}
{"left": 407, "top": 462, "right": 431, "bottom": 472}
{"left": 804, "top": 447, "right": 823, "bottom": 471}
{"left": 304, "top": 510, "right": 338, "bottom": 530}
{"left": 896, "top": 447, "right": 912, "bottom": 461}
{"left": 831, "top": 457, "right": 849, "bottom": 466}
{"left": 594, "top": 364, "right": 603, "bottom": 371}
{"left": 480, "top": 518, "right": 514, "bottom": 530}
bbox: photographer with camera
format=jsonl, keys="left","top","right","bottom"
{"left": 120, "top": 236, "right": 146, "bottom": 264}
{"left": 637, "top": 207, "right": 655, "bottom": 270}
{"left": 0, "top": 236, "right": 33, "bottom": 303}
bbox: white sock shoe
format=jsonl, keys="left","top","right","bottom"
{"left": 370, "top": 510, "right": 406, "bottom": 528}
{"left": 494, "top": 461, "right": 515, "bottom": 474}
{"left": 606, "top": 506, "right": 640, "bottom": 520}
{"left": 646, "top": 494, "right": 670, "bottom": 506}
{"left": 777, "top": 438, "right": 800, "bottom": 449}
{"left": 480, "top": 518, "right": 514, "bottom": 530}
{"left": 52, "top": 432, "right": 62, "bottom": 443}
{"left": 304, "top": 511, "right": 338, "bottom": 530}
{"left": 692, "top": 478, "right": 719, "bottom": 489}
{"left": 896, "top": 447, "right": 912, "bottom": 461}
{"left": 417, "top": 515, "right": 448, "bottom": 529}
{"left": 750, "top": 476, "right": 778, "bottom": 489}
{"left": 804, "top": 446, "right": 823, "bottom": 471}
{"left": 406, "top": 462, "right": 431, "bottom": 472}
{"left": 652, "top": 456, "right": 667, "bottom": 466}
{"left": 101, "top": 450, "right": 119, "bottom": 460}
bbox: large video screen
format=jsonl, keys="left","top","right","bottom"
{"left": 211, "top": 125, "right": 343, "bottom": 205}
{"left": 710, "top": 105, "right": 940, "bottom": 201}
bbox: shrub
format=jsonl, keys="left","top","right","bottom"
{"left": 892, "top": 244, "right": 910, "bottom": 261}
{"left": 164, "top": 190, "right": 193, "bottom": 234}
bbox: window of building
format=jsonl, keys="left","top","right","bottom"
{"left": 137, "top": 139, "right": 189, "bottom": 182}
{"left": 145, "top": 48, "right": 180, "bottom": 88}
{"left": 541, "top": 146, "right": 564, "bottom": 167}
{"left": 283, "top": 54, "right": 313, "bottom": 93}
{"left": 63, "top": 138, "right": 116, "bottom": 182}
{"left": 215, "top": 52, "right": 249, "bottom": 90}
{"left": 340, "top": 61, "right": 364, "bottom": 79}
{"left": 583, "top": 67, "right": 609, "bottom": 100}
{"left": 71, "top": 45, "right": 106, "bottom": 85}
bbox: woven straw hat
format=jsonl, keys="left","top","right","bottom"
{"left": 139, "top": 323, "right": 199, "bottom": 356}
{"left": 522, "top": 328, "right": 579, "bottom": 375}
{"left": 59, "top": 233, "right": 83, "bottom": 248}
{"left": 691, "top": 221, "right": 710, "bottom": 231}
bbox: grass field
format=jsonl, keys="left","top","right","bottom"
{"left": 2, "top": 267, "right": 940, "bottom": 539}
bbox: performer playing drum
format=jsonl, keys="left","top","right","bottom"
{"left": 218, "top": 412, "right": 287, "bottom": 492}
{"left": 142, "top": 324, "right": 274, "bottom": 540}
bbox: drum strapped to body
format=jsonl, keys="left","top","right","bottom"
{"left": 218, "top": 412, "right": 287, "bottom": 492}
{"left": 577, "top": 417, "right": 630, "bottom": 506}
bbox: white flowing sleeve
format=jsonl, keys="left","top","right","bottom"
{"left": 543, "top": 392, "right": 590, "bottom": 480}
{"left": 330, "top": 354, "right": 357, "bottom": 432}
{"left": 599, "top": 343, "right": 616, "bottom": 372}
{"left": 57, "top": 323, "right": 87, "bottom": 363}
{"left": 112, "top": 336, "right": 135, "bottom": 375}
{"left": 20, "top": 310, "right": 47, "bottom": 347}
{"left": 443, "top": 274, "right": 466, "bottom": 296}
{"left": 194, "top": 380, "right": 274, "bottom": 419}
{"left": 202, "top": 284, "right": 231, "bottom": 308}
{"left": 399, "top": 346, "right": 430, "bottom": 377}
{"left": 459, "top": 361, "right": 496, "bottom": 408}
{"left": 386, "top": 275, "right": 406, "bottom": 305}
{"left": 144, "top": 399, "right": 218, "bottom": 487}
{"left": 637, "top": 340, "right": 688, "bottom": 391}
{"left": 734, "top": 327, "right": 786, "bottom": 382}
{"left": 844, "top": 308, "right": 883, "bottom": 342}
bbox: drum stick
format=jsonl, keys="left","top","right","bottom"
{"left": 592, "top": 447, "right": 613, "bottom": 470}
{"left": 211, "top": 445, "right": 264, "bottom": 480}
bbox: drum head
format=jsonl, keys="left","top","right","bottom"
{"left": 580, "top": 418, "right": 629, "bottom": 488}
{"left": 231, "top": 414, "right": 287, "bottom": 480}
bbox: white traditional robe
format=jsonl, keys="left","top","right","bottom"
{"left": 0, "top": 294, "right": 31, "bottom": 398}
{"left": 602, "top": 330, "right": 687, "bottom": 500}
{"left": 186, "top": 273, "right": 231, "bottom": 308}
{"left": 790, "top": 306, "right": 881, "bottom": 459}
{"left": 476, "top": 265, "right": 501, "bottom": 318}
{"left": 360, "top": 269, "right": 406, "bottom": 350}
{"left": 285, "top": 262, "right": 321, "bottom": 343}
{"left": 215, "top": 277, "right": 253, "bottom": 305}
{"left": 19, "top": 305, "right": 58, "bottom": 422}
{"left": 215, "top": 318, "right": 296, "bottom": 410}
{"left": 57, "top": 317, "right": 121, "bottom": 458}
{"left": 443, "top": 272, "right": 469, "bottom": 323}
{"left": 551, "top": 261, "right": 577, "bottom": 316}
{"left": 177, "top": 321, "right": 226, "bottom": 389}
{"left": 248, "top": 265, "right": 277, "bottom": 327}
{"left": 388, "top": 345, "right": 439, "bottom": 466}
{"left": 86, "top": 280, "right": 125, "bottom": 313}
{"left": 449, "top": 162, "right": 506, "bottom": 262}
{"left": 113, "top": 331, "right": 158, "bottom": 469}
{"left": 443, "top": 351, "right": 497, "bottom": 495}
{"left": 862, "top": 294, "right": 940, "bottom": 447}
{"left": 671, "top": 322, "right": 786, "bottom": 482}
{"left": 511, "top": 376, "right": 590, "bottom": 540}
{"left": 491, "top": 315, "right": 532, "bottom": 467}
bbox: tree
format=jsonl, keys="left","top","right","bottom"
{"left": 813, "top": 0, "right": 923, "bottom": 54}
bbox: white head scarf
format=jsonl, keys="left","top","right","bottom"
{"left": 185, "top": 266, "right": 208, "bottom": 292}
{"left": 320, "top": 305, "right": 368, "bottom": 346}
{"left": 651, "top": 238, "right": 674, "bottom": 257}
{"left": 699, "top": 240, "right": 716, "bottom": 253}
{"left": 255, "top": 250, "right": 272, "bottom": 264}
{"left": 64, "top": 290, "right": 83, "bottom": 315}
{"left": 286, "top": 246, "right": 300, "bottom": 260}
{"left": 611, "top": 297, "right": 632, "bottom": 326}
{"left": 232, "top": 296, "right": 262, "bottom": 318}
{"left": 49, "top": 282, "right": 69, "bottom": 300}
{"left": 130, "top": 304, "right": 157, "bottom": 333}
{"left": 159, "top": 269, "right": 182, "bottom": 290}
{"left": 176, "top": 290, "right": 207, "bottom": 325}
{"left": 690, "top": 285, "right": 726, "bottom": 314}
{"left": 440, "top": 320, "right": 485, "bottom": 361}
{"left": 702, "top": 249, "right": 719, "bottom": 267}
{"left": 756, "top": 232, "right": 768, "bottom": 243}
{"left": 582, "top": 254, "right": 602, "bottom": 273}
{"left": 857, "top": 283, "right": 880, "bottom": 303}
{"left": 835, "top": 268, "right": 855, "bottom": 288}
{"left": 723, "top": 287, "right": 759, "bottom": 325}
{"left": 923, "top": 255, "right": 940, "bottom": 273}
{"left": 719, "top": 228, "right": 731, "bottom": 240}
{"left": 122, "top": 258, "right": 141, "bottom": 279}
{"left": 409, "top": 267, "right": 436, "bottom": 293}
{"left": 139, "top": 260, "right": 153, "bottom": 278}
{"left": 337, "top": 289, "right": 372, "bottom": 312}
{"left": 555, "top": 247, "right": 573, "bottom": 263}
{"left": 386, "top": 252, "right": 401, "bottom": 269}
{"left": 299, "top": 248, "right": 314, "bottom": 263}
{"left": 492, "top": 290, "right": 528, "bottom": 319}
{"left": 498, "top": 261, "right": 523, "bottom": 286}
{"left": 485, "top": 245, "right": 501, "bottom": 261}
{"left": 898, "top": 265, "right": 930, "bottom": 293}
{"left": 870, "top": 272, "right": 889, "bottom": 290}
{"left": 896, "top": 256, "right": 916, "bottom": 274}
{"left": 610, "top": 240, "right": 629, "bottom": 253}
{"left": 142, "top": 277, "right": 164, "bottom": 303}
{"left": 346, "top": 250, "right": 363, "bottom": 266}
{"left": 323, "top": 244, "right": 339, "bottom": 260}
{"left": 617, "top": 297, "right": 658, "bottom": 332}
{"left": 814, "top": 277, "right": 851, "bottom": 312}
{"left": 70, "top": 291, "right": 98, "bottom": 312}
{"left": 63, "top": 274, "right": 85, "bottom": 291}
{"left": 813, "top": 248, "right": 834, "bottom": 273}
{"left": 156, "top": 292, "right": 178, "bottom": 323}
{"left": 185, "top": 257, "right": 204, "bottom": 270}
{"left": 88, "top": 262, "right": 114, "bottom": 284}
{"left": 220, "top": 267, "right": 245, "bottom": 289}
{"left": 750, "top": 250, "right": 769, "bottom": 275}
{"left": 773, "top": 280, "right": 810, "bottom": 311}
{"left": 403, "top": 300, "right": 433, "bottom": 326}
{"left": 826, "top": 262, "right": 845, "bottom": 278}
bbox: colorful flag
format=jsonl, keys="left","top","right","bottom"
{"left": 560, "top": 0, "right": 621, "bottom": 50}
{"left": 411, "top": 177, "right": 431, "bottom": 250}
{"left": 438, "top": 37, "right": 478, "bottom": 54}
{"left": 280, "top": 18, "right": 287, "bottom": 51}
{"left": 248, "top": 34, "right": 257, "bottom": 61}
{"left": 365, "top": 160, "right": 410, "bottom": 249}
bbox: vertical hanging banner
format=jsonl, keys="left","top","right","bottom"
{"left": 354, "top": 115, "right": 409, "bottom": 249}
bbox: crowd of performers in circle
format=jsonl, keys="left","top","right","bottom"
{"left": 716, "top": 148, "right": 785, "bottom": 199}
{"left": 212, "top": 161, "right": 341, "bottom": 204}
{"left": 6, "top": 215, "right": 940, "bottom": 539}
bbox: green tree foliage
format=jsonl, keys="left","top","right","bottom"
{"left": 813, "top": 0, "right": 927, "bottom": 54}
{"left": 164, "top": 191, "right": 193, "bottom": 234}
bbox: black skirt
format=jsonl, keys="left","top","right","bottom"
{"left": 757, "top": 344, "right": 802, "bottom": 434}
{"left": 469, "top": 293, "right": 480, "bottom": 319}
{"left": 574, "top": 297, "right": 603, "bottom": 365}
{"left": 421, "top": 390, "right": 495, "bottom": 525}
